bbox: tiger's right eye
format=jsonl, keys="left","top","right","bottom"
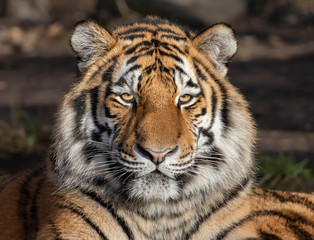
{"left": 179, "top": 94, "right": 192, "bottom": 104}
{"left": 121, "top": 93, "right": 134, "bottom": 103}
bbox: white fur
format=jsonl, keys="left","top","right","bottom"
{"left": 197, "top": 25, "right": 237, "bottom": 75}
{"left": 71, "top": 22, "right": 113, "bottom": 72}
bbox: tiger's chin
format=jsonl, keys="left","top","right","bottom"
{"left": 127, "top": 172, "right": 181, "bottom": 202}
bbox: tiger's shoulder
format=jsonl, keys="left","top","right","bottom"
{"left": 247, "top": 189, "right": 314, "bottom": 239}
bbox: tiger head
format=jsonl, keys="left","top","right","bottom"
{"left": 50, "top": 17, "right": 255, "bottom": 204}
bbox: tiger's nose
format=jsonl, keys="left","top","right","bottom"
{"left": 136, "top": 144, "right": 178, "bottom": 164}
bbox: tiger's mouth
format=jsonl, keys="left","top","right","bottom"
{"left": 89, "top": 147, "right": 197, "bottom": 201}
{"left": 135, "top": 169, "right": 176, "bottom": 180}
{"left": 116, "top": 156, "right": 194, "bottom": 183}
{"left": 142, "top": 171, "right": 168, "bottom": 180}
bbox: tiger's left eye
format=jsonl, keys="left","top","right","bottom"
{"left": 120, "top": 93, "right": 134, "bottom": 103}
{"left": 179, "top": 94, "right": 192, "bottom": 104}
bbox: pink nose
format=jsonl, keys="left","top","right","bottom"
{"left": 144, "top": 148, "right": 173, "bottom": 164}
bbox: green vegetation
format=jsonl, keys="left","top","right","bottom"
{"left": 257, "top": 153, "right": 313, "bottom": 186}
{"left": 0, "top": 110, "right": 44, "bottom": 153}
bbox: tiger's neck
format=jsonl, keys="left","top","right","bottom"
{"left": 107, "top": 177, "right": 253, "bottom": 239}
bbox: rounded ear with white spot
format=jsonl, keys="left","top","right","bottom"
{"left": 70, "top": 20, "right": 115, "bottom": 72}
{"left": 193, "top": 23, "right": 237, "bottom": 76}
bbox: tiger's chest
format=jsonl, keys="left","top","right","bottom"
{"left": 47, "top": 188, "right": 253, "bottom": 240}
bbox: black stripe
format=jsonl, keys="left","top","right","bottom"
{"left": 114, "top": 102, "right": 128, "bottom": 109}
{"left": 17, "top": 167, "right": 44, "bottom": 240}
{"left": 196, "top": 147, "right": 225, "bottom": 170}
{"left": 127, "top": 46, "right": 155, "bottom": 59}
{"left": 82, "top": 143, "right": 102, "bottom": 162}
{"left": 194, "top": 107, "right": 207, "bottom": 118}
{"left": 263, "top": 190, "right": 314, "bottom": 212}
{"left": 120, "top": 34, "right": 145, "bottom": 40}
{"left": 72, "top": 91, "right": 86, "bottom": 138}
{"left": 142, "top": 49, "right": 155, "bottom": 57}
{"left": 142, "top": 64, "right": 156, "bottom": 75}
{"left": 209, "top": 85, "right": 217, "bottom": 129}
{"left": 90, "top": 87, "right": 108, "bottom": 133}
{"left": 112, "top": 104, "right": 124, "bottom": 109}
{"left": 104, "top": 105, "right": 117, "bottom": 119}
{"left": 115, "top": 76, "right": 127, "bottom": 87}
{"left": 49, "top": 146, "right": 61, "bottom": 177}
{"left": 186, "top": 79, "right": 198, "bottom": 88}
{"left": 209, "top": 147, "right": 225, "bottom": 166}
{"left": 49, "top": 220, "right": 64, "bottom": 240}
{"left": 215, "top": 210, "right": 313, "bottom": 240}
{"left": 159, "top": 64, "right": 172, "bottom": 76}
{"left": 92, "top": 176, "right": 108, "bottom": 187}
{"left": 204, "top": 69, "right": 228, "bottom": 131}
{"left": 136, "top": 74, "right": 143, "bottom": 92}
{"left": 80, "top": 189, "right": 134, "bottom": 240}
{"left": 193, "top": 62, "right": 206, "bottom": 81}
{"left": 159, "top": 41, "right": 175, "bottom": 52}
{"left": 126, "top": 64, "right": 141, "bottom": 73}
{"left": 86, "top": 56, "right": 118, "bottom": 82}
{"left": 152, "top": 39, "right": 161, "bottom": 47}
{"left": 259, "top": 231, "right": 282, "bottom": 240}
{"left": 127, "top": 49, "right": 155, "bottom": 65}
{"left": 184, "top": 100, "right": 200, "bottom": 110}
{"left": 185, "top": 177, "right": 250, "bottom": 239}
{"left": 57, "top": 204, "right": 108, "bottom": 240}
{"left": 175, "top": 167, "right": 195, "bottom": 189}
{"left": 118, "top": 27, "right": 155, "bottom": 36}
{"left": 199, "top": 128, "right": 215, "bottom": 147}
{"left": 193, "top": 58, "right": 229, "bottom": 131}
{"left": 118, "top": 25, "right": 183, "bottom": 36}
{"left": 109, "top": 97, "right": 128, "bottom": 108}
{"left": 125, "top": 41, "right": 151, "bottom": 55}
{"left": 175, "top": 65, "right": 185, "bottom": 74}
{"left": 127, "top": 55, "right": 140, "bottom": 65}
{"left": 90, "top": 86, "right": 100, "bottom": 124}
{"left": 156, "top": 27, "right": 182, "bottom": 35}
{"left": 164, "top": 43, "right": 185, "bottom": 55}
{"left": 102, "top": 60, "right": 117, "bottom": 82}
{"left": 29, "top": 176, "right": 45, "bottom": 239}
{"left": 159, "top": 49, "right": 183, "bottom": 63}
{"left": 160, "top": 34, "right": 187, "bottom": 41}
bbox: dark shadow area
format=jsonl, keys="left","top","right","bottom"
{"left": 230, "top": 54, "right": 314, "bottom": 131}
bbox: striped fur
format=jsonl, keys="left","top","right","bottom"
{"left": 0, "top": 17, "right": 313, "bottom": 240}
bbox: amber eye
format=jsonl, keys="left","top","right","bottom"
{"left": 179, "top": 94, "right": 192, "bottom": 104}
{"left": 120, "top": 93, "right": 134, "bottom": 103}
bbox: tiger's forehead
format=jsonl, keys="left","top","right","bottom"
{"left": 113, "top": 37, "right": 197, "bottom": 92}
{"left": 112, "top": 18, "right": 192, "bottom": 41}
{"left": 111, "top": 21, "right": 196, "bottom": 89}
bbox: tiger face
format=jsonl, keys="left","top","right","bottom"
{"left": 103, "top": 42, "right": 206, "bottom": 201}
{"left": 52, "top": 17, "right": 255, "bottom": 204}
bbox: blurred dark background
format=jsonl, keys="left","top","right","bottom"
{"left": 0, "top": 0, "right": 313, "bottom": 191}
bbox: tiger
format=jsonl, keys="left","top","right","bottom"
{"left": 0, "top": 16, "right": 313, "bottom": 240}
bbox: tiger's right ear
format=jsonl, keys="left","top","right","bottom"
{"left": 70, "top": 20, "right": 116, "bottom": 72}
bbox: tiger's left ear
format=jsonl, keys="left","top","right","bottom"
{"left": 193, "top": 24, "right": 237, "bottom": 76}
